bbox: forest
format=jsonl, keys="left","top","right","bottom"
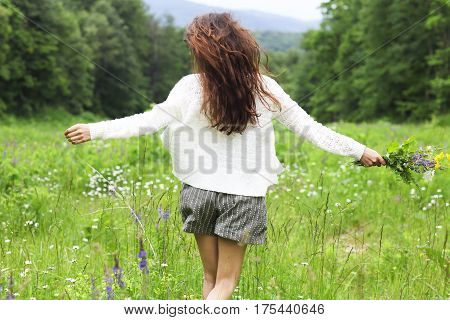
{"left": 0, "top": 0, "right": 448, "bottom": 122}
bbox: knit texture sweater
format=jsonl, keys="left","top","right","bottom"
{"left": 88, "top": 73, "right": 366, "bottom": 196}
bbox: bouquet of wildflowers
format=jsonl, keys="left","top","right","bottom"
{"left": 354, "top": 137, "right": 448, "bottom": 186}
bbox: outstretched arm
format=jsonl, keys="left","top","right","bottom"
{"left": 265, "top": 76, "right": 385, "bottom": 166}
{"left": 64, "top": 75, "right": 188, "bottom": 144}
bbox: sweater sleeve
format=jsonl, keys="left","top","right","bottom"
{"left": 88, "top": 75, "right": 188, "bottom": 140}
{"left": 265, "top": 76, "right": 366, "bottom": 161}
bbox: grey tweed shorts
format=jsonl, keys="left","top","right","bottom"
{"left": 179, "top": 183, "right": 267, "bottom": 245}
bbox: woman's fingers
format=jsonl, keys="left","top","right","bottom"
{"left": 67, "top": 134, "right": 83, "bottom": 142}
{"left": 66, "top": 130, "right": 82, "bottom": 139}
{"left": 64, "top": 124, "right": 80, "bottom": 136}
{"left": 70, "top": 136, "right": 85, "bottom": 144}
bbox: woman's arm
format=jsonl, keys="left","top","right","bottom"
{"left": 64, "top": 75, "right": 188, "bottom": 144}
{"left": 265, "top": 76, "right": 385, "bottom": 166}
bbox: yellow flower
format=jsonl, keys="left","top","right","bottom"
{"left": 446, "top": 153, "right": 450, "bottom": 161}
{"left": 434, "top": 152, "right": 444, "bottom": 162}
{"left": 435, "top": 162, "right": 441, "bottom": 170}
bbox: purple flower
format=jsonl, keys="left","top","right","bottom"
{"left": 112, "top": 256, "right": 125, "bottom": 288}
{"left": 130, "top": 208, "right": 142, "bottom": 224}
{"left": 138, "top": 238, "right": 149, "bottom": 274}
{"left": 156, "top": 207, "right": 170, "bottom": 229}
{"left": 158, "top": 207, "right": 170, "bottom": 221}
{"left": 138, "top": 249, "right": 147, "bottom": 259}
{"left": 104, "top": 270, "right": 114, "bottom": 300}
{"left": 410, "top": 152, "right": 436, "bottom": 173}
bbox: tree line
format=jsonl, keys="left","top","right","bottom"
{"left": 0, "top": 0, "right": 448, "bottom": 122}
{"left": 0, "top": 0, "right": 190, "bottom": 118}
{"left": 277, "top": 0, "right": 449, "bottom": 122}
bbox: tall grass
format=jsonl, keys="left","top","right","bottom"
{"left": 0, "top": 113, "right": 447, "bottom": 299}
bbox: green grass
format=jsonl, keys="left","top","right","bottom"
{"left": 0, "top": 112, "right": 448, "bottom": 300}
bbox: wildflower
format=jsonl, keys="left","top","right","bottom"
{"left": 72, "top": 245, "right": 80, "bottom": 251}
{"left": 112, "top": 256, "right": 125, "bottom": 288}
{"left": 25, "top": 260, "right": 32, "bottom": 265}
{"left": 434, "top": 152, "right": 444, "bottom": 163}
{"left": 66, "top": 278, "right": 76, "bottom": 283}
{"left": 138, "top": 238, "right": 149, "bottom": 274}
{"left": 161, "top": 263, "right": 168, "bottom": 267}
{"left": 156, "top": 207, "right": 170, "bottom": 229}
{"left": 130, "top": 208, "right": 142, "bottom": 224}
{"left": 104, "top": 269, "right": 114, "bottom": 300}
{"left": 301, "top": 262, "right": 309, "bottom": 266}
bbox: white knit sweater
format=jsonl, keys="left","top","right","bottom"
{"left": 88, "top": 73, "right": 366, "bottom": 196}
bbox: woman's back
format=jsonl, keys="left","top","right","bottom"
{"left": 160, "top": 73, "right": 284, "bottom": 196}
{"left": 87, "top": 72, "right": 366, "bottom": 196}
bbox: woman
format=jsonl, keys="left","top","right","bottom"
{"left": 64, "top": 12, "right": 386, "bottom": 300}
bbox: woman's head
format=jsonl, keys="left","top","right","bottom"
{"left": 184, "top": 12, "right": 281, "bottom": 135}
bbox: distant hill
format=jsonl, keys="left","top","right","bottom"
{"left": 253, "top": 31, "right": 303, "bottom": 52}
{"left": 144, "top": 0, "right": 319, "bottom": 33}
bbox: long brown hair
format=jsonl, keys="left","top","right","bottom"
{"left": 184, "top": 12, "right": 281, "bottom": 135}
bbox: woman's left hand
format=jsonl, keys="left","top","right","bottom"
{"left": 64, "top": 124, "right": 91, "bottom": 144}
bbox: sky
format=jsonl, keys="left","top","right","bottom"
{"left": 187, "top": 0, "right": 323, "bottom": 21}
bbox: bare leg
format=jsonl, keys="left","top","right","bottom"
{"left": 206, "top": 236, "right": 247, "bottom": 300}
{"left": 194, "top": 234, "right": 219, "bottom": 299}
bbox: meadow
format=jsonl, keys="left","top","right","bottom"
{"left": 0, "top": 111, "right": 448, "bottom": 300}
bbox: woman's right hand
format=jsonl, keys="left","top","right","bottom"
{"left": 359, "top": 147, "right": 386, "bottom": 167}
{"left": 64, "top": 124, "right": 91, "bottom": 145}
